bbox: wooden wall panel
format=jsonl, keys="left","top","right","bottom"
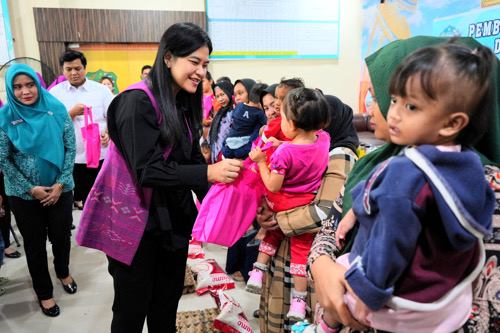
{"left": 38, "top": 42, "right": 66, "bottom": 85}
{"left": 33, "top": 8, "right": 206, "bottom": 76}
{"left": 33, "top": 8, "right": 206, "bottom": 43}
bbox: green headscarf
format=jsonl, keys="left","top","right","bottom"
{"left": 0, "top": 63, "right": 67, "bottom": 186}
{"left": 340, "top": 36, "right": 500, "bottom": 252}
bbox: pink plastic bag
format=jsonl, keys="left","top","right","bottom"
{"left": 80, "top": 106, "right": 101, "bottom": 168}
{"left": 192, "top": 158, "right": 267, "bottom": 247}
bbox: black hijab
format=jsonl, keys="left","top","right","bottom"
{"left": 323, "top": 95, "right": 359, "bottom": 153}
{"left": 209, "top": 80, "right": 234, "bottom": 145}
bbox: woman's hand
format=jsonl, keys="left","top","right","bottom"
{"left": 207, "top": 159, "right": 243, "bottom": 183}
{"left": 249, "top": 146, "right": 266, "bottom": 164}
{"left": 345, "top": 283, "right": 372, "bottom": 327}
{"left": 30, "top": 186, "right": 51, "bottom": 202}
{"left": 202, "top": 118, "right": 212, "bottom": 127}
{"left": 256, "top": 198, "right": 279, "bottom": 231}
{"left": 101, "top": 131, "right": 110, "bottom": 148}
{"left": 335, "top": 209, "right": 357, "bottom": 249}
{"left": 39, "top": 184, "right": 63, "bottom": 206}
{"left": 311, "top": 255, "right": 368, "bottom": 331}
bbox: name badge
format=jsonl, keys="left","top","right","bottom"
{"left": 11, "top": 119, "right": 25, "bottom": 125}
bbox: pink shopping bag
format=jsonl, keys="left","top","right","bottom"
{"left": 81, "top": 106, "right": 101, "bottom": 168}
{"left": 192, "top": 143, "right": 273, "bottom": 247}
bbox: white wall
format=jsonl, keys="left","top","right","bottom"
{"left": 6, "top": 0, "right": 362, "bottom": 110}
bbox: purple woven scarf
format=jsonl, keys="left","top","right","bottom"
{"left": 76, "top": 81, "right": 171, "bottom": 265}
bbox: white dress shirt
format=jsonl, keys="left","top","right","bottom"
{"left": 50, "top": 79, "right": 114, "bottom": 164}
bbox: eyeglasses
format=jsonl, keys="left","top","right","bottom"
{"left": 365, "top": 89, "right": 373, "bottom": 110}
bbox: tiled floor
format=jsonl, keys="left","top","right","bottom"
{"left": 0, "top": 209, "right": 261, "bottom": 332}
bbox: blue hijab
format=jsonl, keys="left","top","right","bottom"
{"left": 0, "top": 64, "right": 67, "bottom": 186}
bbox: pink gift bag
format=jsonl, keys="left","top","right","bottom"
{"left": 81, "top": 106, "right": 101, "bottom": 168}
{"left": 192, "top": 159, "right": 266, "bottom": 247}
{"left": 192, "top": 142, "right": 273, "bottom": 247}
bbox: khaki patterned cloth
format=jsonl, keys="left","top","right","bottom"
{"left": 259, "top": 147, "right": 357, "bottom": 333}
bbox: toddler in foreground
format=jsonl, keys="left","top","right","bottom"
{"left": 313, "top": 41, "right": 496, "bottom": 333}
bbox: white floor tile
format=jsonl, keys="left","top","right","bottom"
{"left": 0, "top": 210, "right": 261, "bottom": 332}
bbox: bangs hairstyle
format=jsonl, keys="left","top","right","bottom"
{"left": 389, "top": 40, "right": 495, "bottom": 145}
{"left": 248, "top": 83, "right": 268, "bottom": 104}
{"left": 148, "top": 22, "right": 213, "bottom": 147}
{"left": 279, "top": 77, "right": 305, "bottom": 90}
{"left": 283, "top": 88, "right": 330, "bottom": 132}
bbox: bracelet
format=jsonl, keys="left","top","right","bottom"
{"left": 57, "top": 183, "right": 64, "bottom": 189}
{"left": 272, "top": 213, "right": 277, "bottom": 222}
{"left": 29, "top": 188, "right": 35, "bottom": 196}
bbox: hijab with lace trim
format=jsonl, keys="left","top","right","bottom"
{"left": 0, "top": 63, "right": 67, "bottom": 186}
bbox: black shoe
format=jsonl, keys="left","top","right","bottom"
{"left": 39, "top": 300, "right": 60, "bottom": 317}
{"left": 253, "top": 309, "right": 259, "bottom": 318}
{"left": 73, "top": 202, "right": 83, "bottom": 210}
{"left": 4, "top": 251, "right": 21, "bottom": 258}
{"left": 60, "top": 277, "right": 77, "bottom": 294}
{"left": 71, "top": 224, "right": 76, "bottom": 230}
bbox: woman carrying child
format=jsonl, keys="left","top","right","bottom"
{"left": 207, "top": 80, "right": 235, "bottom": 163}
{"left": 256, "top": 92, "right": 359, "bottom": 333}
{"left": 246, "top": 88, "right": 331, "bottom": 321}
{"left": 306, "top": 36, "right": 500, "bottom": 333}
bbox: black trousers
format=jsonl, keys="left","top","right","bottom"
{"left": 73, "top": 160, "right": 103, "bottom": 203}
{"left": 9, "top": 191, "right": 73, "bottom": 300}
{"left": 107, "top": 231, "right": 188, "bottom": 333}
{"left": 226, "top": 222, "right": 260, "bottom": 282}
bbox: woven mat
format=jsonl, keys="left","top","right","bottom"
{"left": 183, "top": 264, "right": 196, "bottom": 294}
{"left": 176, "top": 307, "right": 221, "bottom": 333}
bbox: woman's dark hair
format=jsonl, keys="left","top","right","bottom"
{"left": 389, "top": 40, "right": 495, "bottom": 145}
{"left": 148, "top": 22, "right": 213, "bottom": 147}
{"left": 59, "top": 50, "right": 87, "bottom": 67}
{"left": 248, "top": 83, "right": 268, "bottom": 104}
{"left": 282, "top": 88, "right": 330, "bottom": 132}
{"left": 206, "top": 71, "right": 213, "bottom": 81}
{"left": 279, "top": 77, "right": 305, "bottom": 90}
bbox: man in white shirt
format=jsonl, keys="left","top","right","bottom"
{"left": 50, "top": 50, "right": 114, "bottom": 211}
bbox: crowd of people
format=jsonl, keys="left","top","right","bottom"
{"left": 0, "top": 21, "right": 499, "bottom": 333}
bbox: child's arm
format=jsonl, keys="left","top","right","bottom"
{"left": 249, "top": 146, "right": 284, "bottom": 193}
{"left": 335, "top": 208, "right": 357, "bottom": 248}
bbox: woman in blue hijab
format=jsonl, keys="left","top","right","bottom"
{"left": 0, "top": 63, "right": 77, "bottom": 317}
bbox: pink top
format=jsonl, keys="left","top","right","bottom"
{"left": 203, "top": 94, "right": 215, "bottom": 119}
{"left": 269, "top": 130, "right": 330, "bottom": 193}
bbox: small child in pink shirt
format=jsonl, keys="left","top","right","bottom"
{"left": 246, "top": 88, "right": 330, "bottom": 321}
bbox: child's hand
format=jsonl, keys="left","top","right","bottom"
{"left": 268, "top": 137, "right": 282, "bottom": 147}
{"left": 249, "top": 146, "right": 266, "bottom": 164}
{"left": 335, "top": 209, "right": 357, "bottom": 248}
{"left": 345, "top": 283, "right": 372, "bottom": 327}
